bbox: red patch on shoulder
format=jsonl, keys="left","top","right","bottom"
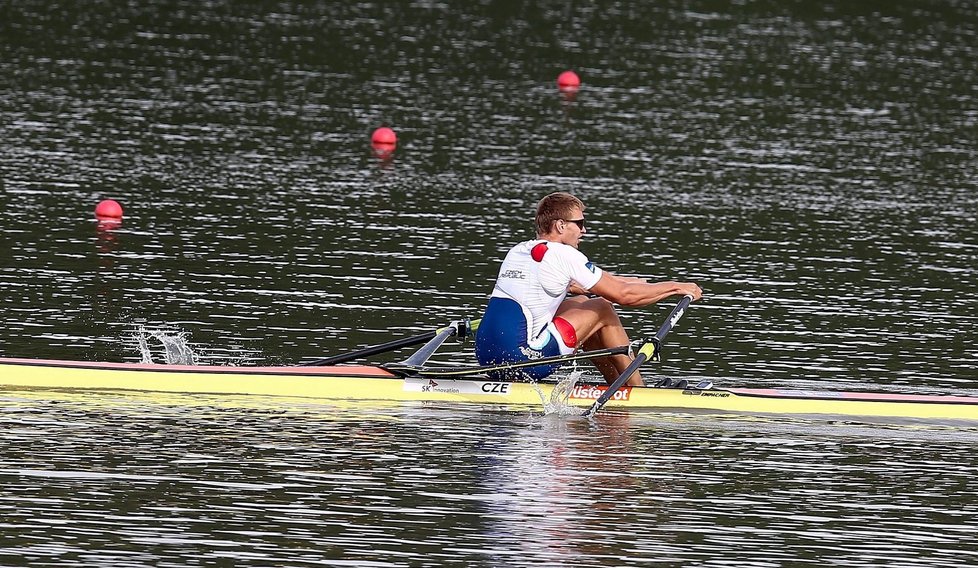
{"left": 530, "top": 242, "right": 548, "bottom": 262}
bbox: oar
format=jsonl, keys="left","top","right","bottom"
{"left": 304, "top": 319, "right": 478, "bottom": 366}
{"left": 399, "top": 321, "right": 464, "bottom": 367}
{"left": 393, "top": 345, "right": 633, "bottom": 378}
{"left": 583, "top": 295, "right": 693, "bottom": 418}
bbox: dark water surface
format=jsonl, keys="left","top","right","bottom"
{"left": 3, "top": 393, "right": 978, "bottom": 567}
{"left": 2, "top": 0, "right": 978, "bottom": 566}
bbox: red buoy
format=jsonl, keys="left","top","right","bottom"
{"left": 95, "top": 199, "right": 123, "bottom": 219}
{"left": 557, "top": 70, "right": 581, "bottom": 90}
{"left": 371, "top": 127, "right": 397, "bottom": 145}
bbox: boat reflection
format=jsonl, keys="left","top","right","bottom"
{"left": 474, "top": 410, "right": 680, "bottom": 563}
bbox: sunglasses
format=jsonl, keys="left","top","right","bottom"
{"left": 563, "top": 218, "right": 586, "bottom": 230}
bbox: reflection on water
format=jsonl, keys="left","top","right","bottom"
{"left": 2, "top": 394, "right": 978, "bottom": 566}
{"left": 2, "top": 0, "right": 978, "bottom": 565}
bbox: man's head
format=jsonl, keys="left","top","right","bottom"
{"left": 535, "top": 192, "right": 587, "bottom": 246}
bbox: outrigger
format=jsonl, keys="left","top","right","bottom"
{"left": 2, "top": 298, "right": 978, "bottom": 423}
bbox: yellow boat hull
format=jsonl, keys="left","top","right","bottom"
{"left": 2, "top": 357, "right": 977, "bottom": 422}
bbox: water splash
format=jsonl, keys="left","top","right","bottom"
{"left": 133, "top": 327, "right": 199, "bottom": 365}
{"left": 533, "top": 370, "right": 587, "bottom": 416}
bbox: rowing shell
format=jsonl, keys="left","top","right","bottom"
{"left": 2, "top": 357, "right": 977, "bottom": 422}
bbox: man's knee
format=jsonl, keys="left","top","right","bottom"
{"left": 587, "top": 297, "right": 621, "bottom": 322}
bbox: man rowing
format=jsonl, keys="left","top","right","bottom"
{"left": 475, "top": 192, "right": 703, "bottom": 386}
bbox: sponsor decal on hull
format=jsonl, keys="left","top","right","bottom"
{"left": 698, "top": 391, "right": 730, "bottom": 398}
{"left": 568, "top": 384, "right": 632, "bottom": 401}
{"left": 403, "top": 378, "right": 512, "bottom": 396}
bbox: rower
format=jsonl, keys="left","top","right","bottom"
{"left": 474, "top": 192, "right": 702, "bottom": 386}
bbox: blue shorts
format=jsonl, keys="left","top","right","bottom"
{"left": 475, "top": 297, "right": 576, "bottom": 381}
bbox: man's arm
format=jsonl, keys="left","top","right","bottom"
{"left": 588, "top": 272, "right": 702, "bottom": 307}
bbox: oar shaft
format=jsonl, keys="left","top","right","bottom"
{"left": 306, "top": 333, "right": 438, "bottom": 366}
{"left": 585, "top": 295, "right": 693, "bottom": 417}
{"left": 654, "top": 295, "right": 692, "bottom": 344}
{"left": 400, "top": 325, "right": 458, "bottom": 367}
{"left": 393, "top": 345, "right": 632, "bottom": 378}
{"left": 305, "top": 318, "right": 478, "bottom": 366}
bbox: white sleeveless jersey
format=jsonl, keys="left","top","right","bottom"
{"left": 488, "top": 240, "right": 603, "bottom": 338}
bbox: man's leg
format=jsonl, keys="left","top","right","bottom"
{"left": 555, "top": 296, "right": 643, "bottom": 386}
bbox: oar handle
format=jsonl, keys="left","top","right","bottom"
{"left": 584, "top": 295, "right": 693, "bottom": 417}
